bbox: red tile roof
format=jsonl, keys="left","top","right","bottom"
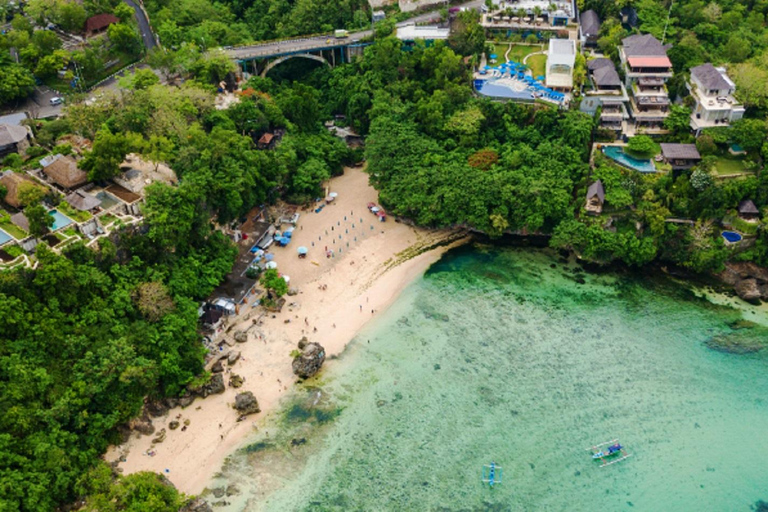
{"left": 258, "top": 133, "right": 274, "bottom": 144}
{"left": 627, "top": 56, "right": 672, "bottom": 68}
{"left": 85, "top": 13, "right": 120, "bottom": 33}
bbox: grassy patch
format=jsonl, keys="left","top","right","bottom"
{"left": 526, "top": 53, "right": 547, "bottom": 78}
{"left": 100, "top": 213, "right": 117, "bottom": 225}
{"left": 507, "top": 43, "right": 544, "bottom": 63}
{"left": 63, "top": 227, "right": 80, "bottom": 238}
{"left": 57, "top": 202, "right": 92, "bottom": 223}
{"left": 712, "top": 154, "right": 751, "bottom": 176}
{"left": 723, "top": 213, "right": 760, "bottom": 235}
{"left": 491, "top": 43, "right": 510, "bottom": 62}
{"left": 0, "top": 214, "right": 28, "bottom": 239}
{"left": 4, "top": 244, "right": 23, "bottom": 258}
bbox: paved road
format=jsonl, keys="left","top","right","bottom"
{"left": 226, "top": 0, "right": 483, "bottom": 60}
{"left": 124, "top": 0, "right": 156, "bottom": 51}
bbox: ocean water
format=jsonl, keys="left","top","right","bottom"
{"left": 211, "top": 245, "right": 768, "bottom": 511}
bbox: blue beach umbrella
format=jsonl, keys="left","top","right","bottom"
{"left": 490, "top": 54, "right": 498, "bottom": 59}
{"left": 265, "top": 253, "right": 274, "bottom": 261}
{"left": 536, "top": 75, "right": 545, "bottom": 81}
{"left": 297, "top": 246, "right": 308, "bottom": 255}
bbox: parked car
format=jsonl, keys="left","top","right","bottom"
{"left": 49, "top": 97, "right": 63, "bottom": 106}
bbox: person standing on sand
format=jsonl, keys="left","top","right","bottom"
{"left": 360, "top": 305, "right": 362, "bottom": 312}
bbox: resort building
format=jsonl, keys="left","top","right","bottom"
{"left": 84, "top": 13, "right": 119, "bottom": 38}
{"left": 738, "top": 200, "right": 759, "bottom": 221}
{"left": 0, "top": 170, "right": 44, "bottom": 209}
{"left": 687, "top": 63, "right": 745, "bottom": 135}
{"left": 65, "top": 190, "right": 102, "bottom": 212}
{"left": 585, "top": 179, "right": 605, "bottom": 214}
{"left": 581, "top": 58, "right": 630, "bottom": 134}
{"left": 619, "top": 34, "right": 673, "bottom": 134}
{"left": 546, "top": 39, "right": 576, "bottom": 91}
{"left": 580, "top": 10, "right": 600, "bottom": 48}
{"left": 41, "top": 154, "right": 88, "bottom": 191}
{"left": 483, "top": 0, "right": 575, "bottom": 30}
{"left": 0, "top": 123, "right": 31, "bottom": 157}
{"left": 660, "top": 143, "right": 701, "bottom": 171}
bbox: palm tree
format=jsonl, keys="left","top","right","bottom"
{"left": 516, "top": 8, "right": 526, "bottom": 23}
{"left": 533, "top": 6, "right": 542, "bottom": 24}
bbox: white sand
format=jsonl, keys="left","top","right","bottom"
{"left": 105, "top": 167, "right": 466, "bottom": 495}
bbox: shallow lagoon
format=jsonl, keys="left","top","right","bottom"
{"left": 214, "top": 245, "right": 768, "bottom": 511}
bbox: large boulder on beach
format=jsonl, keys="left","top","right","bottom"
{"left": 145, "top": 400, "right": 168, "bottom": 418}
{"left": 178, "top": 392, "right": 195, "bottom": 408}
{"left": 229, "top": 373, "right": 244, "bottom": 388}
{"left": 234, "top": 331, "right": 248, "bottom": 343}
{"left": 234, "top": 391, "right": 260, "bottom": 416}
{"left": 735, "top": 278, "right": 762, "bottom": 303}
{"left": 191, "top": 373, "right": 226, "bottom": 398}
{"left": 292, "top": 342, "right": 326, "bottom": 379}
{"left": 211, "top": 360, "right": 224, "bottom": 373}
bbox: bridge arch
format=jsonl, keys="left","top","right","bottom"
{"left": 261, "top": 53, "right": 331, "bottom": 77}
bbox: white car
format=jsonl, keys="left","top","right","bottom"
{"left": 49, "top": 97, "right": 63, "bottom": 106}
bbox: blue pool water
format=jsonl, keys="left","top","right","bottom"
{"left": 0, "top": 228, "right": 11, "bottom": 245}
{"left": 49, "top": 210, "right": 73, "bottom": 230}
{"left": 603, "top": 146, "right": 656, "bottom": 173}
{"left": 95, "top": 191, "right": 120, "bottom": 210}
{"left": 730, "top": 143, "right": 745, "bottom": 153}
{"left": 474, "top": 79, "right": 534, "bottom": 101}
{"left": 722, "top": 231, "right": 743, "bottom": 243}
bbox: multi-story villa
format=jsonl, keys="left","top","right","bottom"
{"left": 687, "top": 63, "right": 745, "bottom": 135}
{"left": 580, "top": 58, "right": 631, "bottom": 135}
{"left": 619, "top": 34, "right": 673, "bottom": 134}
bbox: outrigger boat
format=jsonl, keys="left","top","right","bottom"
{"left": 481, "top": 462, "right": 502, "bottom": 487}
{"left": 588, "top": 439, "right": 632, "bottom": 467}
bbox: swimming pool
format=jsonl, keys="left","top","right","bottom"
{"left": 0, "top": 228, "right": 11, "bottom": 246}
{"left": 474, "top": 79, "right": 535, "bottom": 101}
{"left": 722, "top": 231, "right": 743, "bottom": 243}
{"left": 602, "top": 146, "right": 656, "bottom": 173}
{"left": 95, "top": 191, "right": 120, "bottom": 210}
{"left": 49, "top": 210, "right": 73, "bottom": 231}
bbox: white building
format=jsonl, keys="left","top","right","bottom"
{"left": 486, "top": 0, "right": 575, "bottom": 26}
{"left": 687, "top": 63, "right": 745, "bottom": 135}
{"left": 546, "top": 39, "right": 576, "bottom": 91}
{"left": 581, "top": 58, "right": 630, "bottom": 134}
{"left": 396, "top": 25, "right": 450, "bottom": 41}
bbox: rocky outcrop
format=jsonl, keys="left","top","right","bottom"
{"left": 151, "top": 428, "right": 166, "bottom": 444}
{"left": 234, "top": 391, "right": 260, "bottom": 416}
{"left": 227, "top": 351, "right": 241, "bottom": 365}
{"left": 178, "top": 392, "right": 195, "bottom": 408}
{"left": 211, "top": 360, "right": 224, "bottom": 373}
{"left": 180, "top": 497, "right": 213, "bottom": 512}
{"left": 190, "top": 373, "right": 225, "bottom": 398}
{"left": 292, "top": 342, "right": 326, "bottom": 379}
{"left": 129, "top": 416, "right": 155, "bottom": 436}
{"left": 735, "top": 278, "right": 762, "bottom": 303}
{"left": 718, "top": 262, "right": 768, "bottom": 303}
{"left": 145, "top": 400, "right": 168, "bottom": 418}
{"left": 233, "top": 331, "right": 248, "bottom": 343}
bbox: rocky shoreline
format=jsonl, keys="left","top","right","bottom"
{"left": 717, "top": 261, "right": 768, "bottom": 304}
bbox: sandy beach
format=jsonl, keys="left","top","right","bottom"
{"left": 105, "top": 166, "right": 467, "bottom": 495}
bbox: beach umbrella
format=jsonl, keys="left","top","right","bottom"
{"left": 371, "top": 206, "right": 380, "bottom": 213}
{"left": 266, "top": 261, "right": 278, "bottom": 269}
{"left": 282, "top": 275, "right": 290, "bottom": 283}
{"left": 329, "top": 192, "right": 338, "bottom": 198}
{"left": 297, "top": 246, "right": 308, "bottom": 255}
{"left": 265, "top": 253, "right": 274, "bottom": 261}
{"left": 483, "top": 65, "right": 492, "bottom": 70}
{"left": 490, "top": 54, "right": 497, "bottom": 59}
{"left": 536, "top": 75, "right": 544, "bottom": 81}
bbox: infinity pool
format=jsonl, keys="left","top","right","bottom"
{"left": 49, "top": 210, "right": 73, "bottom": 231}
{"left": 603, "top": 145, "right": 656, "bottom": 173}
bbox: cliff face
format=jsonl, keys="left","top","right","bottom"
{"left": 718, "top": 262, "right": 768, "bottom": 304}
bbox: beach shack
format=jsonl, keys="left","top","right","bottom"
{"left": 0, "top": 170, "right": 45, "bottom": 209}
{"left": 738, "top": 199, "right": 760, "bottom": 221}
{"left": 42, "top": 154, "right": 88, "bottom": 191}
{"left": 585, "top": 179, "right": 605, "bottom": 214}
{"left": 258, "top": 133, "right": 276, "bottom": 150}
{"left": 660, "top": 143, "right": 701, "bottom": 170}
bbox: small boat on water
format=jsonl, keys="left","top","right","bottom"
{"left": 588, "top": 439, "right": 632, "bottom": 467}
{"left": 481, "top": 462, "right": 502, "bottom": 487}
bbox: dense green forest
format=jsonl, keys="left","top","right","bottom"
{"left": 147, "top": 0, "right": 371, "bottom": 49}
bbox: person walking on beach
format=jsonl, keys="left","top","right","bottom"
{"left": 360, "top": 305, "right": 362, "bottom": 312}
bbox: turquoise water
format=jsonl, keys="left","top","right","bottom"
{"left": 212, "top": 246, "right": 768, "bottom": 511}
{"left": 0, "top": 228, "right": 11, "bottom": 245}
{"left": 49, "top": 209, "right": 73, "bottom": 230}
{"left": 603, "top": 146, "right": 656, "bottom": 173}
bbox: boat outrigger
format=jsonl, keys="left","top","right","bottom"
{"left": 481, "top": 462, "right": 502, "bottom": 487}
{"left": 588, "top": 439, "right": 632, "bottom": 467}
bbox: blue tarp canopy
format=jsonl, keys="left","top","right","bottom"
{"left": 490, "top": 54, "right": 497, "bottom": 59}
